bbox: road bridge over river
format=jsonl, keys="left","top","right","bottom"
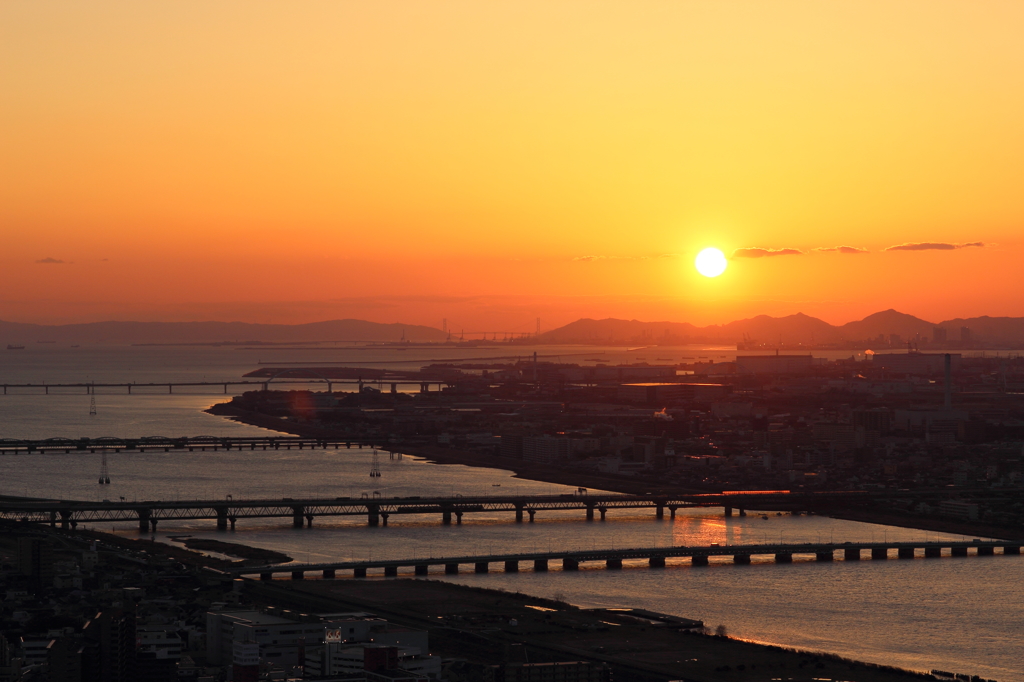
{"left": 2, "top": 488, "right": 1014, "bottom": 532}
{"left": 232, "top": 539, "right": 1022, "bottom": 580}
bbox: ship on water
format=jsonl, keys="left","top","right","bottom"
{"left": 6, "top": 344, "right": 25, "bottom": 350}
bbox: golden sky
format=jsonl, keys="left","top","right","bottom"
{"left": 2, "top": 1, "right": 1023, "bottom": 329}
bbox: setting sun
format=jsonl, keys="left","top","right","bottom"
{"left": 695, "top": 247, "right": 727, "bottom": 278}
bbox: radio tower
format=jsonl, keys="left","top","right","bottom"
{"left": 369, "top": 449, "right": 381, "bottom": 478}
{"left": 99, "top": 452, "right": 110, "bottom": 485}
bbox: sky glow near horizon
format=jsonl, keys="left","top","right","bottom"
{"left": 2, "top": 1, "right": 1023, "bottom": 331}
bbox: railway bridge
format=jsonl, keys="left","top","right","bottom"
{"left": 0, "top": 489, "right": 1002, "bottom": 532}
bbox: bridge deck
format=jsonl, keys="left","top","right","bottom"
{"left": 233, "top": 540, "right": 1021, "bottom": 576}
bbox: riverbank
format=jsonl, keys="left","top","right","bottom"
{"left": 75, "top": 528, "right": 292, "bottom": 569}
{"left": 251, "top": 575, "right": 934, "bottom": 682}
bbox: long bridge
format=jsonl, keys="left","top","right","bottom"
{"left": 0, "top": 436, "right": 382, "bottom": 455}
{"left": 0, "top": 377, "right": 448, "bottom": 395}
{"left": 1, "top": 489, "right": 1011, "bottom": 532}
{"left": 232, "top": 540, "right": 1022, "bottom": 580}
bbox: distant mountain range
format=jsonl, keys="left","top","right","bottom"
{"left": 4, "top": 309, "right": 1024, "bottom": 347}
{"left": 538, "top": 310, "right": 1024, "bottom": 346}
{"left": 0, "top": 319, "right": 447, "bottom": 345}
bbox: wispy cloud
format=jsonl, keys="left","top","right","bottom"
{"left": 816, "top": 246, "right": 868, "bottom": 254}
{"left": 36, "top": 257, "right": 68, "bottom": 264}
{"left": 885, "top": 242, "right": 984, "bottom": 252}
{"left": 732, "top": 247, "right": 803, "bottom": 258}
{"left": 573, "top": 253, "right": 680, "bottom": 262}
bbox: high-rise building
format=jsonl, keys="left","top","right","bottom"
{"left": 17, "top": 538, "right": 54, "bottom": 589}
{"left": 0, "top": 635, "right": 23, "bottom": 682}
{"left": 82, "top": 610, "right": 136, "bottom": 682}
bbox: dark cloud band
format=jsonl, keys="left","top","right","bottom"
{"left": 732, "top": 248, "right": 803, "bottom": 258}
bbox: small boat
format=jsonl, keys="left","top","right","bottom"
{"left": 492, "top": 484, "right": 501, "bottom": 487}
{"left": 6, "top": 345, "right": 25, "bottom": 350}
{"left": 761, "top": 515, "right": 769, "bottom": 520}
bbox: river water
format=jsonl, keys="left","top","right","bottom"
{"left": 1, "top": 345, "right": 1021, "bottom": 678}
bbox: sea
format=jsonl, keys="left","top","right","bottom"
{"left": 1, "top": 343, "right": 1021, "bottom": 679}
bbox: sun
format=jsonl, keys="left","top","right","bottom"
{"left": 695, "top": 247, "right": 727, "bottom": 278}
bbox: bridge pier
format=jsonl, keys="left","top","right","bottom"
{"left": 323, "top": 569, "right": 335, "bottom": 579}
{"left": 455, "top": 512, "right": 463, "bottom": 525}
{"left": 415, "top": 564, "right": 429, "bottom": 575}
{"left": 354, "top": 567, "right": 367, "bottom": 578}
{"left": 951, "top": 546, "right": 968, "bottom": 557}
{"left": 562, "top": 558, "right": 579, "bottom": 571}
{"left": 733, "top": 554, "right": 751, "bottom": 565}
{"left": 505, "top": 560, "right": 519, "bottom": 572}
{"left": 739, "top": 508, "right": 746, "bottom": 517}
{"left": 444, "top": 563, "right": 459, "bottom": 574}
{"left": 49, "top": 511, "right": 56, "bottom": 528}
{"left": 442, "top": 511, "right": 452, "bottom": 525}
{"left": 385, "top": 566, "right": 398, "bottom": 576}
{"left": 59, "top": 510, "right": 71, "bottom": 530}
{"left": 898, "top": 547, "right": 915, "bottom": 559}
{"left": 872, "top": 548, "right": 888, "bottom": 560}
{"left": 229, "top": 517, "right": 237, "bottom": 530}
{"left": 691, "top": 555, "right": 709, "bottom": 566}
{"left": 475, "top": 562, "right": 489, "bottom": 573}
{"left": 669, "top": 506, "right": 677, "bottom": 519}
{"left": 924, "top": 547, "right": 942, "bottom": 558}
{"left": 305, "top": 514, "right": 314, "bottom": 528}
{"left": 606, "top": 558, "right": 623, "bottom": 569}
{"left": 515, "top": 505, "right": 524, "bottom": 523}
{"left": 816, "top": 551, "right": 833, "bottom": 562}
{"left": 291, "top": 507, "right": 304, "bottom": 528}
{"left": 774, "top": 552, "right": 793, "bottom": 563}
{"left": 528, "top": 509, "right": 536, "bottom": 523}
{"left": 260, "top": 572, "right": 273, "bottom": 581}
{"left": 1004, "top": 545, "right": 1021, "bottom": 555}
{"left": 844, "top": 548, "right": 861, "bottom": 560}
{"left": 137, "top": 509, "right": 151, "bottom": 534}
{"left": 655, "top": 504, "right": 664, "bottom": 520}
{"left": 586, "top": 505, "right": 594, "bottom": 521}
{"left": 216, "top": 508, "right": 228, "bottom": 531}
{"left": 977, "top": 546, "right": 995, "bottom": 556}
{"left": 291, "top": 571, "right": 304, "bottom": 580}
{"left": 598, "top": 507, "right": 606, "bottom": 521}
{"left": 367, "top": 505, "right": 380, "bottom": 527}
{"left": 649, "top": 556, "right": 666, "bottom": 568}
{"left": 381, "top": 513, "right": 389, "bottom": 527}
{"left": 149, "top": 519, "right": 158, "bottom": 532}
{"left": 534, "top": 559, "right": 548, "bottom": 572}
{"left": 724, "top": 506, "right": 733, "bottom": 517}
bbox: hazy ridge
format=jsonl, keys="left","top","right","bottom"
{"left": 4, "top": 309, "right": 1024, "bottom": 346}
{"left": 538, "top": 309, "right": 1024, "bottom": 345}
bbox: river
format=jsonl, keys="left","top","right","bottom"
{"left": 1, "top": 344, "right": 1021, "bottom": 678}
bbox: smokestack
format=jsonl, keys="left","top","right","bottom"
{"left": 944, "top": 353, "right": 952, "bottom": 410}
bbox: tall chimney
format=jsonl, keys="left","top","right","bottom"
{"left": 944, "top": 353, "right": 952, "bottom": 410}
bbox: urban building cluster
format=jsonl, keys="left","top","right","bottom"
{"left": 223, "top": 352, "right": 1024, "bottom": 528}
{"left": 3, "top": 528, "right": 614, "bottom": 681}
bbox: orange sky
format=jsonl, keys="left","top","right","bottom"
{"left": 2, "top": 1, "right": 1023, "bottom": 331}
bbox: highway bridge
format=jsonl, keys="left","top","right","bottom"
{"left": 231, "top": 539, "right": 1022, "bottom": 580}
{"left": 0, "top": 377, "right": 448, "bottom": 395}
{"left": 1, "top": 489, "right": 1010, "bottom": 532}
{"left": 0, "top": 436, "right": 380, "bottom": 455}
